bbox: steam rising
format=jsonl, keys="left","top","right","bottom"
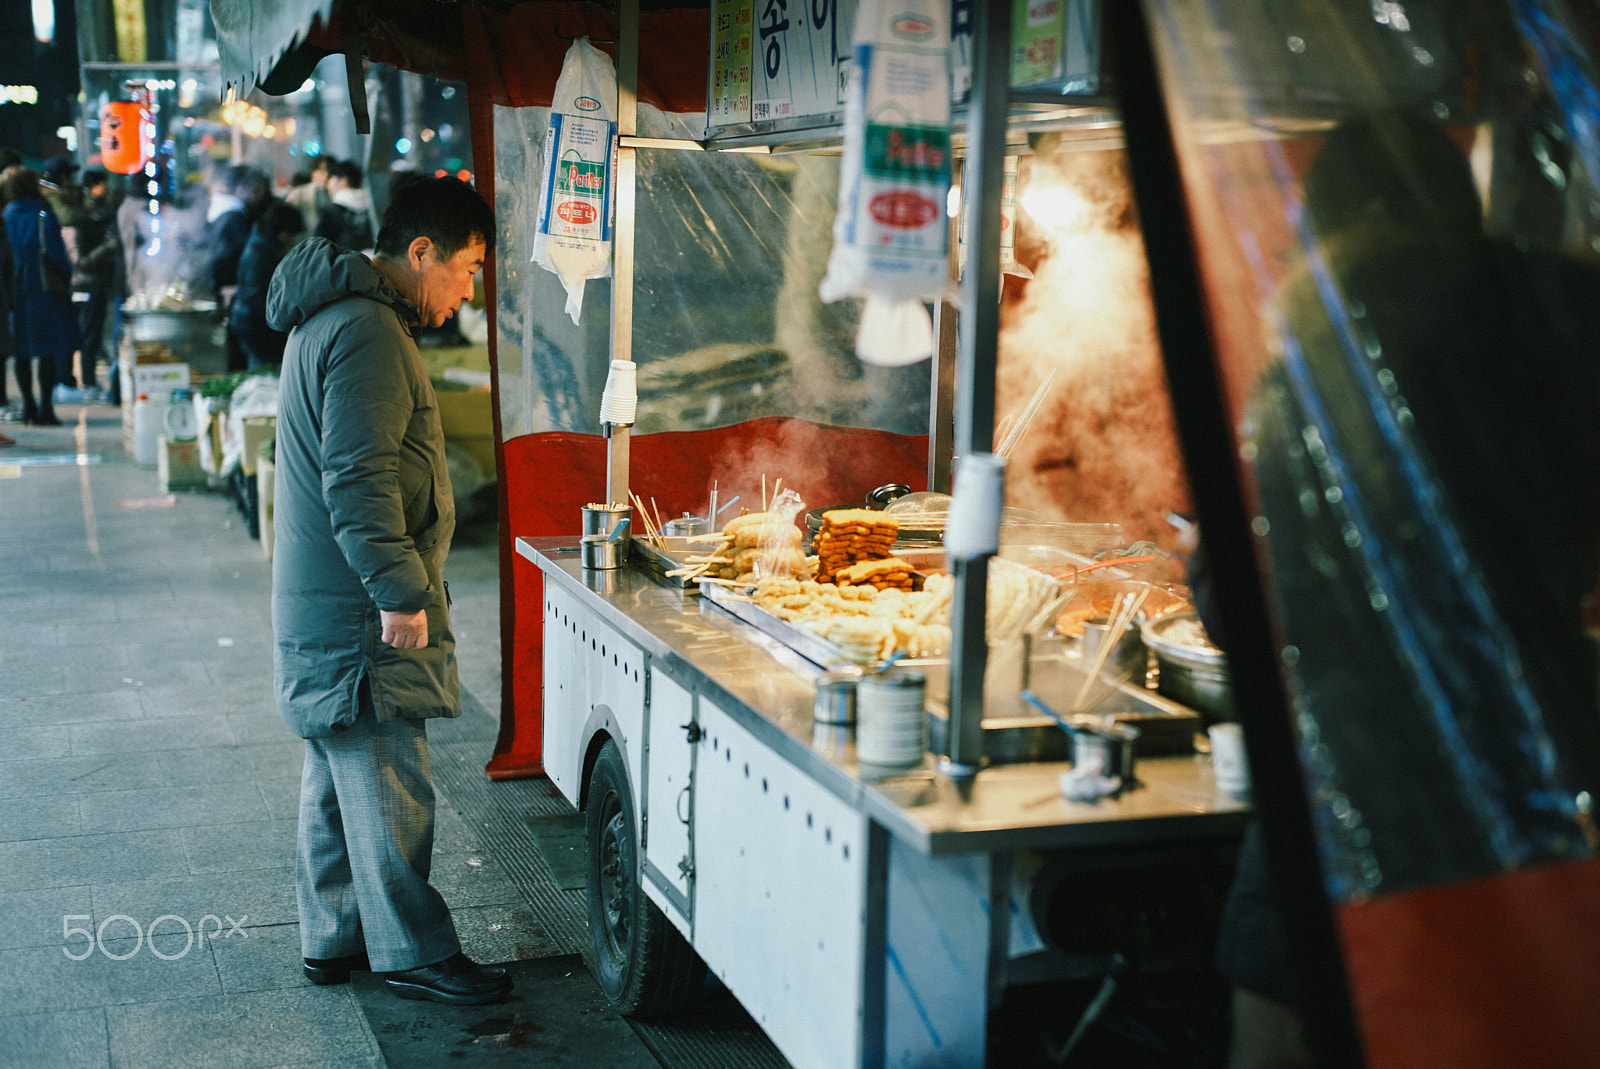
{"left": 999, "top": 149, "right": 1191, "bottom": 549}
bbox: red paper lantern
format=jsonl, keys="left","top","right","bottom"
{"left": 101, "top": 101, "right": 149, "bottom": 175}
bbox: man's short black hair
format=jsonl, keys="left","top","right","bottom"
{"left": 374, "top": 176, "right": 494, "bottom": 261}
{"left": 330, "top": 159, "right": 364, "bottom": 188}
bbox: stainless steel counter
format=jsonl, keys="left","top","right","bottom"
{"left": 518, "top": 537, "right": 1250, "bottom": 855}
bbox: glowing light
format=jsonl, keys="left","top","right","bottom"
{"left": 262, "top": 125, "right": 276, "bottom": 139}
{"left": 946, "top": 186, "right": 960, "bottom": 219}
{"left": 32, "top": 0, "right": 53, "bottom": 43}
{"left": 1020, "top": 184, "right": 1090, "bottom": 233}
{"left": 305, "top": 141, "right": 321, "bottom": 155}
{"left": 420, "top": 128, "right": 435, "bottom": 142}
{"left": 434, "top": 169, "right": 448, "bottom": 178}
{"left": 283, "top": 118, "right": 296, "bottom": 136}
{"left": 396, "top": 137, "right": 413, "bottom": 154}
{"left": 0, "top": 85, "right": 40, "bottom": 105}
{"left": 456, "top": 169, "right": 471, "bottom": 183}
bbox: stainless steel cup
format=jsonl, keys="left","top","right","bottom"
{"left": 580, "top": 535, "right": 621, "bottom": 570}
{"left": 582, "top": 505, "right": 631, "bottom": 538}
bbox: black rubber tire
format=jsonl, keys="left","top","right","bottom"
{"left": 585, "top": 739, "right": 707, "bottom": 1019}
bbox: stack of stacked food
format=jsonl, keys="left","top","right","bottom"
{"left": 671, "top": 512, "right": 815, "bottom": 585}
{"left": 833, "top": 556, "right": 916, "bottom": 591}
{"left": 812, "top": 509, "right": 900, "bottom": 583}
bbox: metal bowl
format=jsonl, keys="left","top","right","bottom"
{"left": 1141, "top": 611, "right": 1234, "bottom": 724}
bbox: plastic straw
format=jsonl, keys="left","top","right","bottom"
{"left": 996, "top": 367, "right": 1058, "bottom": 459}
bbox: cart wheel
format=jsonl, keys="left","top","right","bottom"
{"left": 585, "top": 739, "right": 706, "bottom": 1018}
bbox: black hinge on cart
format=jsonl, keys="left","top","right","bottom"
{"left": 681, "top": 720, "right": 702, "bottom": 744}
{"left": 677, "top": 855, "right": 695, "bottom": 881}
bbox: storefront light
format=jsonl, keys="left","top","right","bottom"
{"left": 396, "top": 137, "right": 413, "bottom": 154}
{"left": 32, "top": 0, "right": 53, "bottom": 43}
{"left": 1020, "top": 184, "right": 1090, "bottom": 233}
{"left": 420, "top": 128, "right": 435, "bottom": 142}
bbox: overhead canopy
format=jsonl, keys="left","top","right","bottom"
{"left": 213, "top": 0, "right": 709, "bottom": 112}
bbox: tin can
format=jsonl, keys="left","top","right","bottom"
{"left": 856, "top": 671, "right": 927, "bottom": 769}
{"left": 814, "top": 670, "right": 860, "bottom": 724}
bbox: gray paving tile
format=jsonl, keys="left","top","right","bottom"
{"left": 78, "top": 783, "right": 270, "bottom": 834}
{"left": 91, "top": 867, "right": 300, "bottom": 929}
{"left": 62, "top": 660, "right": 211, "bottom": 695}
{"left": 256, "top": 776, "right": 302, "bottom": 822}
{"left": 122, "top": 635, "right": 271, "bottom": 664}
{"left": 0, "top": 938, "right": 222, "bottom": 1017}
{"left": 228, "top": 712, "right": 297, "bottom": 746}
{"left": 0, "top": 1008, "right": 110, "bottom": 1068}
{"left": 0, "top": 623, "right": 60, "bottom": 649}
{"left": 429, "top": 849, "right": 523, "bottom": 909}
{"left": 4, "top": 643, "right": 131, "bottom": 672}
{"left": 0, "top": 723, "right": 72, "bottom": 760}
{"left": 140, "top": 682, "right": 275, "bottom": 720}
{"left": 0, "top": 792, "right": 80, "bottom": 842}
{"left": 8, "top": 595, "right": 118, "bottom": 621}
{"left": 70, "top": 715, "right": 236, "bottom": 755}
{"left": 0, "top": 553, "right": 51, "bottom": 576}
{"left": 209, "top": 922, "right": 313, "bottom": 995}
{"left": 181, "top": 820, "right": 296, "bottom": 875}
{"left": 0, "top": 691, "right": 144, "bottom": 727}
{"left": 0, "top": 752, "right": 165, "bottom": 800}
{"left": 205, "top": 657, "right": 276, "bottom": 688}
{"left": 0, "top": 885, "right": 96, "bottom": 950}
{"left": 104, "top": 987, "right": 379, "bottom": 1069}
{"left": 244, "top": 740, "right": 305, "bottom": 779}
{"left": 155, "top": 745, "right": 258, "bottom": 786}
{"left": 0, "top": 830, "right": 187, "bottom": 891}
{"left": 3, "top": 661, "right": 66, "bottom": 695}
{"left": 56, "top": 621, "right": 150, "bottom": 649}
{"left": 448, "top": 902, "right": 563, "bottom": 963}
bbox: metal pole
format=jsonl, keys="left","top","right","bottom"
{"left": 607, "top": 0, "right": 641, "bottom": 508}
{"left": 943, "top": 0, "right": 1010, "bottom": 773}
{"left": 928, "top": 162, "right": 961, "bottom": 496}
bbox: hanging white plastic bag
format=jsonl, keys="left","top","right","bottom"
{"left": 818, "top": 0, "right": 952, "bottom": 367}
{"left": 958, "top": 156, "right": 1034, "bottom": 294}
{"left": 532, "top": 38, "right": 618, "bottom": 324}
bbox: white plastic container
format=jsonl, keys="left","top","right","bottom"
{"left": 133, "top": 394, "right": 162, "bottom": 467}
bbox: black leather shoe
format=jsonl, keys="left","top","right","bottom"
{"left": 304, "top": 952, "right": 372, "bottom": 985}
{"left": 384, "top": 952, "right": 512, "bottom": 1005}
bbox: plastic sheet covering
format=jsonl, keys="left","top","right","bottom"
{"left": 1148, "top": 0, "right": 1600, "bottom": 902}
{"left": 494, "top": 102, "right": 931, "bottom": 440}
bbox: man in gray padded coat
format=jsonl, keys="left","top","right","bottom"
{"left": 268, "top": 176, "right": 510, "bottom": 1005}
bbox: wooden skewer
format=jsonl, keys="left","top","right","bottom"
{"left": 772, "top": 477, "right": 783, "bottom": 501}
{"left": 629, "top": 492, "right": 661, "bottom": 548}
{"left": 1071, "top": 586, "right": 1150, "bottom": 713}
{"left": 694, "top": 576, "right": 747, "bottom": 588}
{"left": 649, "top": 497, "right": 668, "bottom": 551}
{"left": 761, "top": 474, "right": 767, "bottom": 512}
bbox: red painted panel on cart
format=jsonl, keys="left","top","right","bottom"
{"left": 485, "top": 418, "right": 928, "bottom": 779}
{"left": 1338, "top": 856, "right": 1600, "bottom": 1067}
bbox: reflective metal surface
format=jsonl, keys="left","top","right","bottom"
{"left": 519, "top": 538, "right": 1249, "bottom": 854}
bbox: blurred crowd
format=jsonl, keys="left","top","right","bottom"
{"left": 0, "top": 149, "right": 418, "bottom": 438}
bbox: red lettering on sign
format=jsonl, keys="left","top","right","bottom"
{"left": 868, "top": 191, "right": 937, "bottom": 229}
{"left": 557, "top": 201, "right": 598, "bottom": 225}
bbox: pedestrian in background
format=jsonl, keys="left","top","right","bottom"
{"left": 69, "top": 169, "right": 120, "bottom": 403}
{"left": 313, "top": 160, "right": 373, "bottom": 251}
{"left": 284, "top": 154, "right": 334, "bottom": 238}
{"left": 230, "top": 199, "right": 303, "bottom": 368}
{"left": 269, "top": 176, "right": 509, "bottom": 1005}
{"left": 0, "top": 146, "right": 20, "bottom": 428}
{"left": 39, "top": 155, "right": 89, "bottom": 398}
{"left": 2, "top": 167, "right": 79, "bottom": 427}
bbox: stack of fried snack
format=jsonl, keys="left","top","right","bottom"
{"left": 752, "top": 578, "right": 951, "bottom": 663}
{"left": 812, "top": 509, "right": 899, "bottom": 583}
{"left": 834, "top": 556, "right": 916, "bottom": 591}
{"left": 672, "top": 512, "right": 815, "bottom": 585}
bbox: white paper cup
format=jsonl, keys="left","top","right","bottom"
{"left": 1208, "top": 723, "right": 1250, "bottom": 797}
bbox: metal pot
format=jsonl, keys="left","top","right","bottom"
{"left": 1141, "top": 611, "right": 1235, "bottom": 724}
{"left": 125, "top": 307, "right": 227, "bottom": 374}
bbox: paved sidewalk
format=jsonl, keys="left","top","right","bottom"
{"left": 0, "top": 403, "right": 579, "bottom": 1068}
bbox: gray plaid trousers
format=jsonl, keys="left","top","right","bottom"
{"left": 296, "top": 711, "right": 463, "bottom": 972}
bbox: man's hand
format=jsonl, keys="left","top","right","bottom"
{"left": 380, "top": 609, "right": 428, "bottom": 649}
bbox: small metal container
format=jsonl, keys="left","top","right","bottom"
{"left": 1070, "top": 719, "right": 1141, "bottom": 782}
{"left": 813, "top": 670, "right": 860, "bottom": 724}
{"left": 1142, "top": 611, "right": 1234, "bottom": 724}
{"left": 582, "top": 505, "right": 631, "bottom": 538}
{"left": 1081, "top": 616, "right": 1148, "bottom": 682}
{"left": 664, "top": 513, "right": 709, "bottom": 537}
{"left": 580, "top": 534, "right": 622, "bottom": 570}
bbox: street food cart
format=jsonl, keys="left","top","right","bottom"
{"left": 216, "top": 0, "right": 1600, "bottom": 1064}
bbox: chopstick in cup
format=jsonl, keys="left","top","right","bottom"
{"left": 1071, "top": 587, "right": 1150, "bottom": 712}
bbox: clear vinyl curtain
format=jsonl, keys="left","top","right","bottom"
{"left": 1146, "top": 0, "right": 1600, "bottom": 902}
{"left": 493, "top": 102, "right": 931, "bottom": 441}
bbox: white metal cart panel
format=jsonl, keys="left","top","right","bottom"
{"left": 693, "top": 695, "right": 869, "bottom": 1069}
{"left": 643, "top": 665, "right": 695, "bottom": 935}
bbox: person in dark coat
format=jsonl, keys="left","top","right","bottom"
{"left": 229, "top": 199, "right": 303, "bottom": 368}
{"left": 204, "top": 164, "right": 268, "bottom": 298}
{"left": 268, "top": 176, "right": 506, "bottom": 1005}
{"left": 3, "top": 168, "right": 80, "bottom": 426}
{"left": 0, "top": 148, "right": 17, "bottom": 430}
{"left": 70, "top": 169, "right": 120, "bottom": 399}
{"left": 312, "top": 160, "right": 374, "bottom": 251}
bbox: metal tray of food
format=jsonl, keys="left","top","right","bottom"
{"left": 628, "top": 536, "right": 704, "bottom": 590}
{"left": 700, "top": 581, "right": 858, "bottom": 670}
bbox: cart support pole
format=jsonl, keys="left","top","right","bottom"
{"left": 944, "top": 0, "right": 1011, "bottom": 773}
{"left": 607, "top": 0, "right": 640, "bottom": 506}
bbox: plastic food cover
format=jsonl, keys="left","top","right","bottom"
{"left": 1146, "top": 0, "right": 1600, "bottom": 1063}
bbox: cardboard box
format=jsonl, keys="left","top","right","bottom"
{"left": 239, "top": 416, "right": 275, "bottom": 476}
{"left": 157, "top": 435, "right": 207, "bottom": 490}
{"left": 435, "top": 388, "right": 497, "bottom": 482}
{"left": 257, "top": 455, "right": 275, "bottom": 558}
